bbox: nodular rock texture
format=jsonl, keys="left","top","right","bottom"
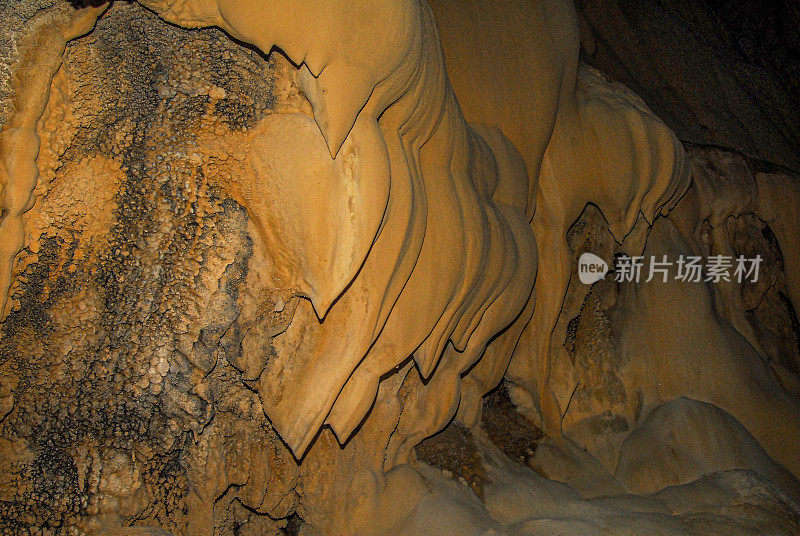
{"left": 0, "top": 1, "right": 799, "bottom": 535}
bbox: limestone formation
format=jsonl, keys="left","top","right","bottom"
{"left": 429, "top": 0, "right": 690, "bottom": 436}
{"left": 0, "top": 1, "right": 798, "bottom": 535}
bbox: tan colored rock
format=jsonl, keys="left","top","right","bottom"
{"left": 0, "top": 1, "right": 798, "bottom": 535}
{"left": 613, "top": 219, "right": 800, "bottom": 477}
{"left": 528, "top": 436, "right": 627, "bottom": 499}
{"left": 101, "top": 528, "right": 176, "bottom": 536}
{"left": 0, "top": 2, "right": 106, "bottom": 319}
{"left": 137, "top": 0, "right": 538, "bottom": 463}
{"left": 429, "top": 0, "right": 690, "bottom": 436}
{"left": 616, "top": 397, "right": 800, "bottom": 499}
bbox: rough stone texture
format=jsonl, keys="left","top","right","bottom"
{"left": 0, "top": 3, "right": 297, "bottom": 534}
{"left": 0, "top": 0, "right": 62, "bottom": 126}
{"left": 479, "top": 384, "right": 543, "bottom": 466}
{"left": 415, "top": 421, "right": 485, "bottom": 499}
{"left": 1, "top": 1, "right": 799, "bottom": 535}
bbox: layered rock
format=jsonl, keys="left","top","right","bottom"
{"left": 0, "top": 1, "right": 798, "bottom": 535}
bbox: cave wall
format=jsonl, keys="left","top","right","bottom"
{"left": 578, "top": 0, "right": 800, "bottom": 172}
{"left": 0, "top": 1, "right": 799, "bottom": 536}
{"left": 0, "top": 4, "right": 300, "bottom": 534}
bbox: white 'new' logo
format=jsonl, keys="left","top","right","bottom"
{"left": 578, "top": 252, "right": 608, "bottom": 284}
